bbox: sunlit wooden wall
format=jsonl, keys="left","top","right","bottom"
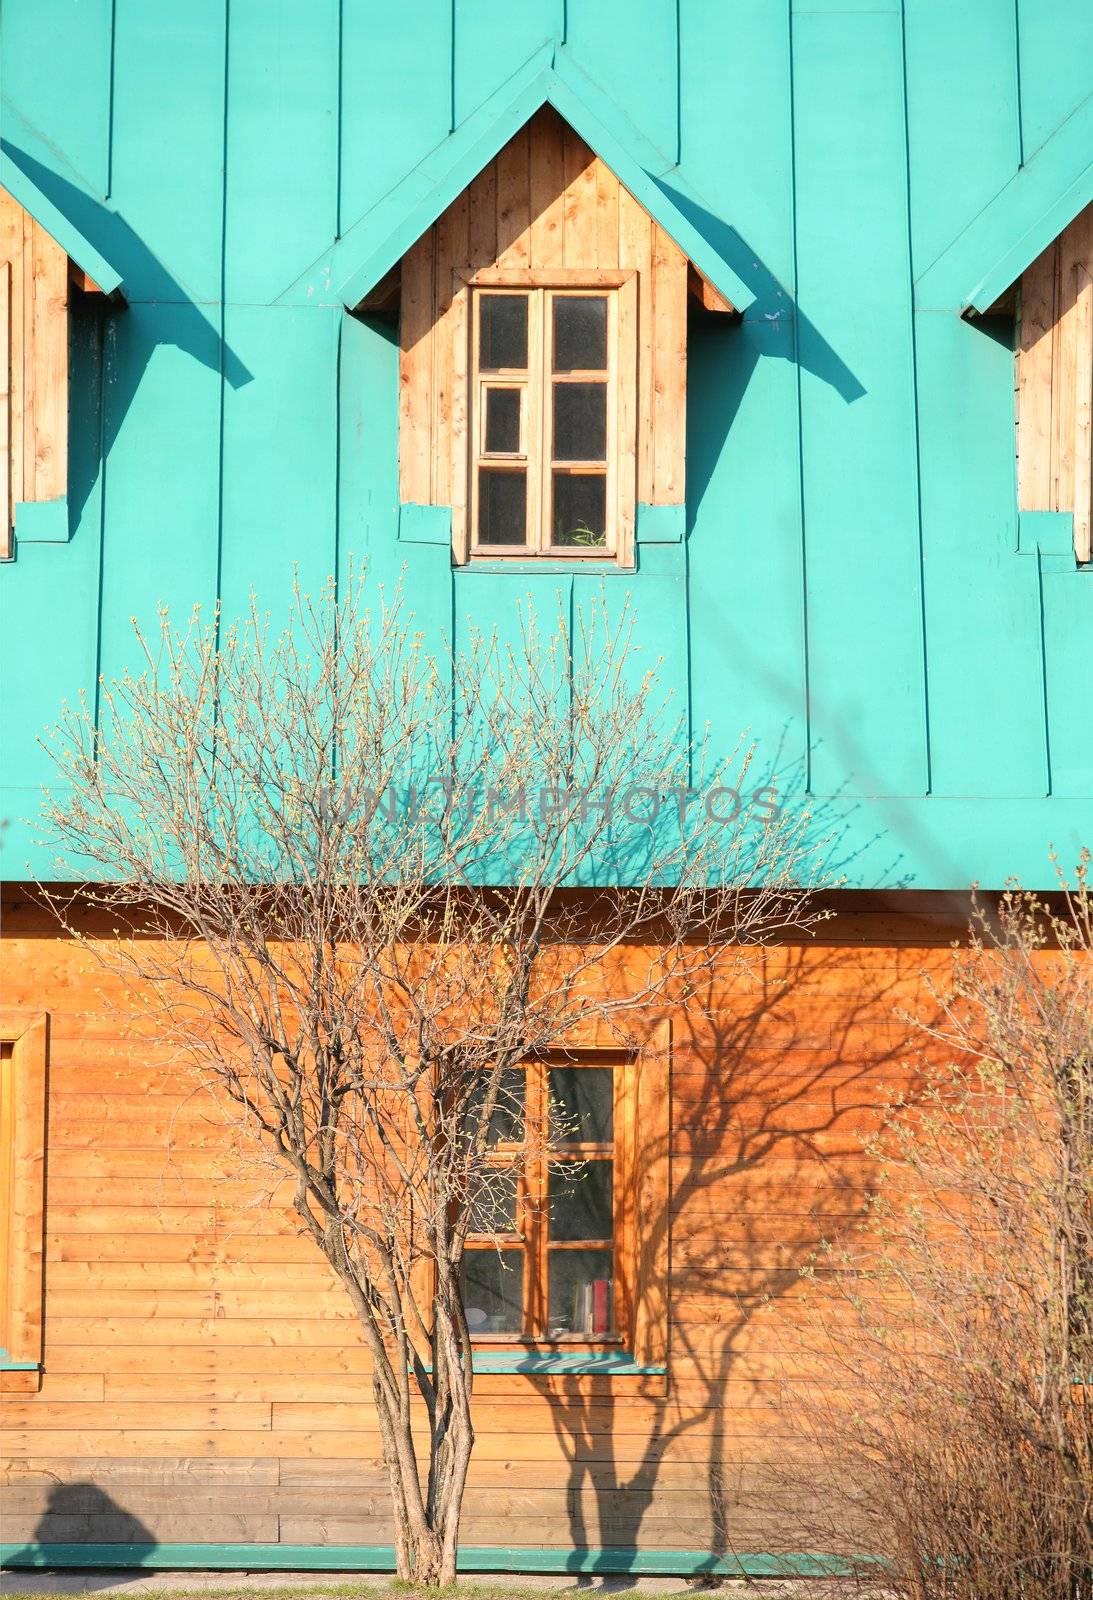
{"left": 398, "top": 107, "right": 689, "bottom": 513}
{"left": 0, "top": 888, "right": 970, "bottom": 1555}
{"left": 1016, "top": 202, "right": 1093, "bottom": 563}
{"left": 0, "top": 188, "right": 69, "bottom": 560}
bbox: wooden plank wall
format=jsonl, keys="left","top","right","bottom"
{"left": 0, "top": 188, "right": 69, "bottom": 559}
{"left": 0, "top": 888, "right": 972, "bottom": 1554}
{"left": 1017, "top": 201, "right": 1093, "bottom": 563}
{"left": 399, "top": 107, "right": 688, "bottom": 511}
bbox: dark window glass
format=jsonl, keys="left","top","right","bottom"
{"left": 466, "top": 1167, "right": 518, "bottom": 1234}
{"left": 484, "top": 387, "right": 521, "bottom": 454}
{"left": 480, "top": 294, "right": 528, "bottom": 371}
{"left": 553, "top": 296, "right": 607, "bottom": 372}
{"left": 462, "top": 1067, "right": 525, "bottom": 1147}
{"left": 552, "top": 473, "right": 606, "bottom": 547}
{"left": 479, "top": 468, "right": 527, "bottom": 546}
{"left": 549, "top": 1159, "right": 613, "bottom": 1240}
{"left": 463, "top": 1250, "right": 523, "bottom": 1334}
{"left": 553, "top": 382, "right": 606, "bottom": 462}
{"left": 549, "top": 1067, "right": 613, "bottom": 1146}
{"left": 547, "top": 1249, "right": 614, "bottom": 1335}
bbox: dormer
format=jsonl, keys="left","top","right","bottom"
{"left": 350, "top": 107, "right": 740, "bottom": 569}
{"left": 1010, "top": 202, "right": 1091, "bottom": 565}
{"left": 0, "top": 185, "right": 118, "bottom": 560}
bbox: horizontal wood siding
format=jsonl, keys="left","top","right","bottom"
{"left": 0, "top": 889, "right": 976, "bottom": 1553}
{"left": 398, "top": 107, "right": 687, "bottom": 512}
{"left": 1017, "top": 201, "right": 1093, "bottom": 562}
{"left": 0, "top": 187, "right": 69, "bottom": 557}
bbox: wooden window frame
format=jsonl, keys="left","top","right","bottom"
{"left": 462, "top": 1022, "right": 670, "bottom": 1368}
{"left": 0, "top": 1010, "right": 48, "bottom": 1395}
{"left": 452, "top": 268, "right": 637, "bottom": 569}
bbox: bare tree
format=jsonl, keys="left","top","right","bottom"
{"left": 40, "top": 574, "right": 823, "bottom": 1585}
{"left": 768, "top": 863, "right": 1093, "bottom": 1599}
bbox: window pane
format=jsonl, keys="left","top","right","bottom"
{"left": 553, "top": 296, "right": 607, "bottom": 372}
{"left": 479, "top": 468, "right": 527, "bottom": 546}
{"left": 466, "top": 1166, "right": 518, "bottom": 1234}
{"left": 484, "top": 387, "right": 521, "bottom": 454}
{"left": 463, "top": 1067, "right": 525, "bottom": 1146}
{"left": 549, "top": 1067, "right": 613, "bottom": 1146}
{"left": 552, "top": 473, "right": 606, "bottom": 547}
{"left": 553, "top": 382, "right": 606, "bottom": 462}
{"left": 463, "top": 1250, "right": 524, "bottom": 1334}
{"left": 549, "top": 1159, "right": 613, "bottom": 1240}
{"left": 480, "top": 294, "right": 528, "bottom": 370}
{"left": 547, "top": 1248, "right": 614, "bottom": 1336}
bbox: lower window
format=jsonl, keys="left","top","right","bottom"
{"left": 462, "top": 1057, "right": 620, "bottom": 1341}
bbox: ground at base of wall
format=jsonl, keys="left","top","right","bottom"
{"left": 0, "top": 1580, "right": 896, "bottom": 1600}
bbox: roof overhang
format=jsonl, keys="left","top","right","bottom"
{"left": 1, "top": 100, "right": 127, "bottom": 300}
{"left": 915, "top": 90, "right": 1093, "bottom": 315}
{"left": 334, "top": 45, "right": 757, "bottom": 317}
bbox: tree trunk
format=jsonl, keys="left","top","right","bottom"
{"left": 373, "top": 1366, "right": 474, "bottom": 1586}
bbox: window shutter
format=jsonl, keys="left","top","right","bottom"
{"left": 631, "top": 1017, "right": 671, "bottom": 1369}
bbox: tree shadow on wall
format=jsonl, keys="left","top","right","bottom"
{"left": 2, "top": 1482, "right": 155, "bottom": 1589}
{"left": 541, "top": 922, "right": 947, "bottom": 1574}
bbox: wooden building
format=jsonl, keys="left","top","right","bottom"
{"left": 1, "top": 0, "right": 1091, "bottom": 1578}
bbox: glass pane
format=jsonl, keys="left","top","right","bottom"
{"left": 462, "top": 1250, "right": 524, "bottom": 1334}
{"left": 463, "top": 1067, "right": 525, "bottom": 1146}
{"left": 549, "top": 1159, "right": 613, "bottom": 1241}
{"left": 479, "top": 468, "right": 527, "bottom": 546}
{"left": 553, "top": 383, "right": 606, "bottom": 462}
{"left": 549, "top": 1067, "right": 613, "bottom": 1146}
{"left": 466, "top": 1166, "right": 518, "bottom": 1234}
{"left": 553, "top": 296, "right": 607, "bottom": 372}
{"left": 552, "top": 473, "right": 606, "bottom": 548}
{"left": 547, "top": 1248, "right": 614, "bottom": 1336}
{"left": 480, "top": 294, "right": 528, "bottom": 370}
{"left": 484, "top": 387, "right": 521, "bottom": 454}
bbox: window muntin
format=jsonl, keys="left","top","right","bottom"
{"left": 469, "top": 284, "right": 626, "bottom": 561}
{"left": 460, "top": 1058, "right": 619, "bottom": 1342}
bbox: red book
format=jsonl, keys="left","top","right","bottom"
{"left": 591, "top": 1277, "right": 610, "bottom": 1335}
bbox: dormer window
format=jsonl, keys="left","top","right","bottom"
{"left": 469, "top": 278, "right": 635, "bottom": 559}
{"left": 362, "top": 107, "right": 736, "bottom": 572}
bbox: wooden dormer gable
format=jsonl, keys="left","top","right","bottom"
{"left": 0, "top": 186, "right": 114, "bottom": 559}
{"left": 1011, "top": 202, "right": 1092, "bottom": 564}
{"left": 359, "top": 108, "right": 735, "bottom": 568}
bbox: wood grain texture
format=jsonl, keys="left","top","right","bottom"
{"left": 0, "top": 887, "right": 982, "bottom": 1550}
{"left": 0, "top": 187, "right": 68, "bottom": 548}
{"left": 1017, "top": 202, "right": 1092, "bottom": 561}
{"left": 397, "top": 107, "right": 688, "bottom": 533}
{"left": 0, "top": 1010, "right": 48, "bottom": 1388}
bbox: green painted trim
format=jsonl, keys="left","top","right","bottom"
{"left": 1018, "top": 510, "right": 1076, "bottom": 559}
{"left": 969, "top": 167, "right": 1093, "bottom": 313}
{"left": 463, "top": 1351, "right": 665, "bottom": 1374}
{"left": 0, "top": 1348, "right": 39, "bottom": 1371}
{"left": 915, "top": 93, "right": 1093, "bottom": 310}
{"left": 0, "top": 102, "right": 126, "bottom": 297}
{"left": 0, "top": 1544, "right": 870, "bottom": 1577}
{"left": 458, "top": 560, "right": 630, "bottom": 576}
{"left": 13, "top": 498, "right": 70, "bottom": 545}
{"left": 397, "top": 503, "right": 452, "bottom": 546}
{"left": 333, "top": 51, "right": 756, "bottom": 316}
{"left": 635, "top": 502, "right": 685, "bottom": 545}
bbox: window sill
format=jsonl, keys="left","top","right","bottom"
{"left": 466, "top": 1350, "right": 664, "bottom": 1375}
{"left": 456, "top": 559, "right": 633, "bottom": 576}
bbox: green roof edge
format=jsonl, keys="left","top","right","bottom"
{"left": 333, "top": 46, "right": 756, "bottom": 315}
